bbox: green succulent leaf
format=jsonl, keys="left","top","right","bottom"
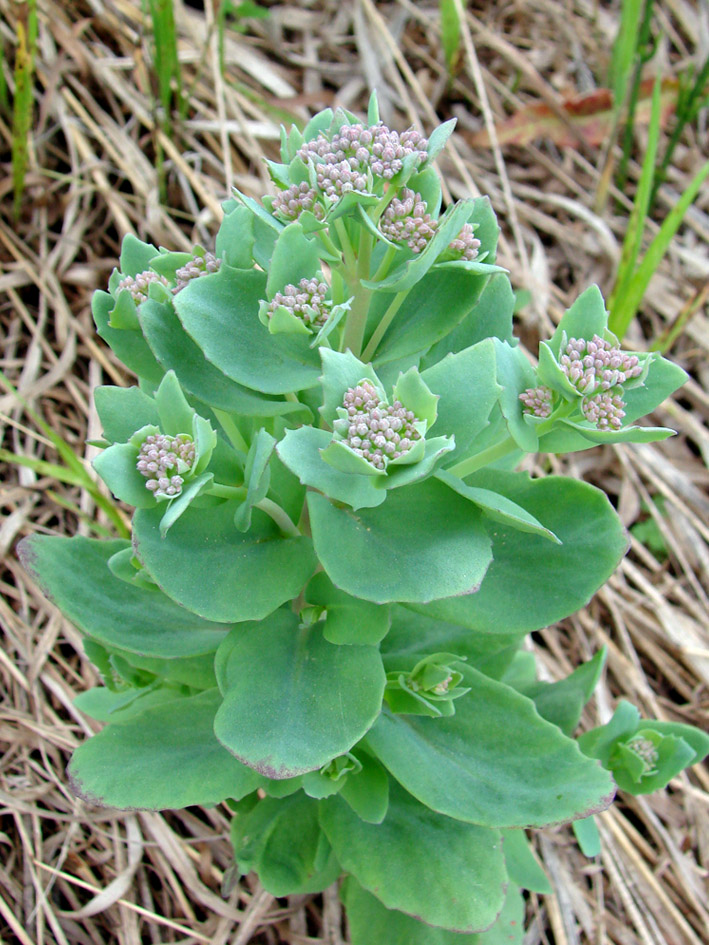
{"left": 17, "top": 536, "right": 230, "bottom": 658}
{"left": 214, "top": 609, "right": 385, "bottom": 778}
{"left": 366, "top": 666, "right": 615, "bottom": 828}
{"left": 230, "top": 792, "right": 340, "bottom": 896}
{"left": 133, "top": 500, "right": 316, "bottom": 623}
{"left": 174, "top": 265, "right": 320, "bottom": 395}
{"left": 308, "top": 478, "right": 492, "bottom": 604}
{"left": 501, "top": 829, "right": 552, "bottom": 894}
{"left": 305, "top": 571, "right": 391, "bottom": 645}
{"left": 94, "top": 386, "right": 160, "bottom": 444}
{"left": 92, "top": 290, "right": 164, "bottom": 386}
{"left": 521, "top": 648, "right": 607, "bottom": 735}
{"left": 407, "top": 472, "right": 628, "bottom": 634}
{"left": 321, "top": 781, "right": 506, "bottom": 932}
{"left": 342, "top": 877, "right": 524, "bottom": 945}
{"left": 68, "top": 689, "right": 261, "bottom": 809}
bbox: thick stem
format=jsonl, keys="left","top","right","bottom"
{"left": 255, "top": 497, "right": 301, "bottom": 537}
{"left": 448, "top": 436, "right": 518, "bottom": 479}
{"left": 371, "top": 244, "right": 398, "bottom": 284}
{"left": 340, "top": 228, "right": 373, "bottom": 357}
{"left": 360, "top": 289, "right": 408, "bottom": 363}
{"left": 333, "top": 218, "right": 357, "bottom": 275}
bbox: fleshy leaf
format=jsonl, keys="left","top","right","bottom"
{"left": 265, "top": 221, "right": 322, "bottom": 298}
{"left": 521, "top": 648, "right": 607, "bottom": 735}
{"left": 17, "top": 536, "right": 230, "bottom": 658}
{"left": 133, "top": 500, "right": 316, "bottom": 623}
{"left": 214, "top": 610, "right": 385, "bottom": 778}
{"left": 366, "top": 667, "right": 615, "bottom": 827}
{"left": 276, "top": 426, "right": 386, "bottom": 510}
{"left": 501, "top": 829, "right": 552, "bottom": 894}
{"left": 68, "top": 690, "right": 261, "bottom": 809}
{"left": 407, "top": 472, "right": 628, "bottom": 633}
{"left": 230, "top": 792, "right": 340, "bottom": 896}
{"left": 305, "top": 571, "right": 391, "bottom": 646}
{"left": 320, "top": 781, "right": 506, "bottom": 932}
{"left": 92, "top": 290, "right": 164, "bottom": 386}
{"left": 174, "top": 265, "right": 320, "bottom": 395}
{"left": 94, "top": 386, "right": 159, "bottom": 444}
{"left": 342, "top": 877, "right": 524, "bottom": 945}
{"left": 308, "top": 478, "right": 492, "bottom": 604}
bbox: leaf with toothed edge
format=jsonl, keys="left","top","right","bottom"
{"left": 214, "top": 609, "right": 385, "bottom": 779}
{"left": 68, "top": 689, "right": 263, "bottom": 810}
{"left": 366, "top": 666, "right": 616, "bottom": 828}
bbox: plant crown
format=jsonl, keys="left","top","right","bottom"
{"left": 19, "top": 94, "right": 709, "bottom": 943}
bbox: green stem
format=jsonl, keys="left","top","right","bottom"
{"left": 448, "top": 437, "right": 518, "bottom": 479}
{"left": 371, "top": 244, "right": 398, "bottom": 283}
{"left": 334, "top": 218, "right": 357, "bottom": 274}
{"left": 213, "top": 409, "right": 249, "bottom": 453}
{"left": 208, "top": 483, "right": 247, "bottom": 499}
{"left": 360, "top": 290, "right": 408, "bottom": 362}
{"left": 341, "top": 228, "right": 374, "bottom": 357}
{"left": 255, "top": 497, "right": 301, "bottom": 537}
{"left": 318, "top": 227, "right": 343, "bottom": 262}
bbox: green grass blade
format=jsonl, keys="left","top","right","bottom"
{"left": 440, "top": 0, "right": 462, "bottom": 78}
{"left": 609, "top": 158, "right": 709, "bottom": 339}
{"left": 11, "top": 3, "right": 37, "bottom": 220}
{"left": 609, "top": 0, "right": 644, "bottom": 107}
{"left": 609, "top": 75, "right": 663, "bottom": 315}
{"left": 148, "top": 0, "right": 182, "bottom": 122}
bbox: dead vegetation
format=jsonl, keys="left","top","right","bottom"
{"left": 1, "top": 1, "right": 708, "bottom": 942}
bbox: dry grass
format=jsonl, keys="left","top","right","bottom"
{"left": 1, "top": 0, "right": 708, "bottom": 942}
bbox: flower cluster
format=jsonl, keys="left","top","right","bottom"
{"left": 380, "top": 189, "right": 437, "bottom": 252}
{"left": 560, "top": 336, "right": 642, "bottom": 395}
{"left": 625, "top": 735, "right": 660, "bottom": 777}
{"left": 448, "top": 222, "right": 481, "bottom": 261}
{"left": 341, "top": 380, "right": 421, "bottom": 471}
{"left": 271, "top": 182, "right": 324, "bottom": 222}
{"left": 136, "top": 433, "right": 195, "bottom": 497}
{"left": 297, "top": 122, "right": 429, "bottom": 198}
{"left": 581, "top": 391, "right": 626, "bottom": 430}
{"left": 519, "top": 385, "right": 553, "bottom": 418}
{"left": 173, "top": 252, "right": 221, "bottom": 294}
{"left": 268, "top": 278, "right": 330, "bottom": 328}
{"left": 117, "top": 270, "right": 169, "bottom": 303}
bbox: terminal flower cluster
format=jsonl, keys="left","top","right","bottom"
{"left": 268, "top": 278, "right": 330, "bottom": 328}
{"left": 520, "top": 385, "right": 553, "bottom": 418}
{"left": 297, "top": 121, "right": 429, "bottom": 198}
{"left": 341, "top": 380, "right": 421, "bottom": 470}
{"left": 117, "top": 270, "right": 169, "bottom": 303}
{"left": 560, "top": 335, "right": 643, "bottom": 394}
{"left": 173, "top": 252, "right": 221, "bottom": 294}
{"left": 625, "top": 735, "right": 660, "bottom": 776}
{"left": 136, "top": 433, "right": 195, "bottom": 497}
{"left": 581, "top": 390, "right": 626, "bottom": 430}
{"left": 271, "top": 182, "right": 324, "bottom": 221}
{"left": 380, "top": 189, "right": 480, "bottom": 260}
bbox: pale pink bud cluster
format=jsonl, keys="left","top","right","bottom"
{"left": 272, "top": 182, "right": 324, "bottom": 221}
{"left": 581, "top": 391, "right": 626, "bottom": 430}
{"left": 519, "top": 385, "right": 553, "bottom": 418}
{"left": 173, "top": 252, "right": 221, "bottom": 294}
{"left": 117, "top": 270, "right": 169, "bottom": 303}
{"left": 342, "top": 380, "right": 421, "bottom": 471}
{"left": 560, "top": 335, "right": 642, "bottom": 394}
{"left": 626, "top": 735, "right": 659, "bottom": 775}
{"left": 136, "top": 433, "right": 195, "bottom": 497}
{"left": 297, "top": 122, "right": 429, "bottom": 198}
{"left": 380, "top": 189, "right": 437, "bottom": 252}
{"left": 448, "top": 222, "right": 481, "bottom": 261}
{"left": 268, "top": 278, "right": 330, "bottom": 328}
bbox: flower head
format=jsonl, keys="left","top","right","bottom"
{"left": 340, "top": 380, "right": 422, "bottom": 471}
{"left": 136, "top": 433, "right": 195, "bottom": 497}
{"left": 117, "top": 270, "right": 169, "bottom": 303}
{"left": 272, "top": 181, "right": 325, "bottom": 221}
{"left": 581, "top": 390, "right": 626, "bottom": 430}
{"left": 560, "top": 335, "right": 642, "bottom": 395}
{"left": 520, "top": 385, "right": 553, "bottom": 418}
{"left": 173, "top": 252, "right": 221, "bottom": 294}
{"left": 268, "top": 278, "right": 330, "bottom": 329}
{"left": 448, "top": 222, "right": 481, "bottom": 261}
{"left": 380, "top": 189, "right": 437, "bottom": 252}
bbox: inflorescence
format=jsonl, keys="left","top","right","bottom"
{"left": 296, "top": 122, "right": 429, "bottom": 199}
{"left": 136, "top": 433, "right": 195, "bottom": 497}
{"left": 272, "top": 182, "right": 324, "bottom": 222}
{"left": 341, "top": 380, "right": 421, "bottom": 471}
{"left": 379, "top": 188, "right": 480, "bottom": 259}
{"left": 521, "top": 337, "right": 643, "bottom": 431}
{"left": 173, "top": 252, "right": 221, "bottom": 294}
{"left": 268, "top": 278, "right": 330, "bottom": 328}
{"left": 625, "top": 735, "right": 660, "bottom": 776}
{"left": 117, "top": 270, "right": 169, "bottom": 303}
